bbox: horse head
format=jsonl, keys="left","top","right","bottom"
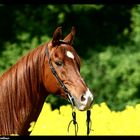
{"left": 43, "top": 26, "right": 94, "bottom": 111}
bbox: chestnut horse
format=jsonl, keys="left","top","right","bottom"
{"left": 0, "top": 27, "right": 93, "bottom": 135}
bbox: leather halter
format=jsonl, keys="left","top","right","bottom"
{"left": 45, "top": 41, "right": 75, "bottom": 107}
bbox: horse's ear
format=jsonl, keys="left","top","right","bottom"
{"left": 52, "top": 26, "right": 62, "bottom": 46}
{"left": 63, "top": 26, "right": 76, "bottom": 45}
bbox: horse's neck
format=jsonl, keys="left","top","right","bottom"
{"left": 0, "top": 45, "right": 48, "bottom": 135}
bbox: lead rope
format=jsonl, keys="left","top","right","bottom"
{"left": 86, "top": 110, "right": 92, "bottom": 135}
{"left": 67, "top": 109, "right": 92, "bottom": 136}
{"left": 67, "top": 108, "right": 78, "bottom": 136}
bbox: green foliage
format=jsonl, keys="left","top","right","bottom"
{"left": 0, "top": 33, "right": 50, "bottom": 74}
{"left": 81, "top": 46, "right": 140, "bottom": 111}
{"left": 0, "top": 4, "right": 140, "bottom": 111}
{"left": 131, "top": 5, "right": 140, "bottom": 44}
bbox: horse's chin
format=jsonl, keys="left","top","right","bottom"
{"left": 77, "top": 105, "right": 91, "bottom": 111}
{"left": 72, "top": 98, "right": 93, "bottom": 111}
{"left": 75, "top": 103, "right": 93, "bottom": 111}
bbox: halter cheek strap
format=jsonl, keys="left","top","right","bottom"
{"left": 45, "top": 45, "right": 75, "bottom": 107}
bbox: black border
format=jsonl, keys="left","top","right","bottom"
{"left": 0, "top": 0, "right": 140, "bottom": 4}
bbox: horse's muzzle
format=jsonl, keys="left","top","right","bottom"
{"left": 74, "top": 88, "right": 94, "bottom": 111}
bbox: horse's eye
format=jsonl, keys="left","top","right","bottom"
{"left": 55, "top": 61, "right": 63, "bottom": 66}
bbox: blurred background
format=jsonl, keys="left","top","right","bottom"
{"left": 0, "top": 4, "right": 140, "bottom": 111}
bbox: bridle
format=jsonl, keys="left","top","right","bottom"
{"left": 45, "top": 41, "right": 75, "bottom": 107}
{"left": 45, "top": 41, "right": 92, "bottom": 135}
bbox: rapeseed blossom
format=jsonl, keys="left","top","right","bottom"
{"left": 30, "top": 102, "right": 140, "bottom": 135}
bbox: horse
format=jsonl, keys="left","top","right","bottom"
{"left": 0, "top": 26, "right": 94, "bottom": 136}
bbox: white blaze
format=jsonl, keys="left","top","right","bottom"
{"left": 66, "top": 51, "right": 74, "bottom": 59}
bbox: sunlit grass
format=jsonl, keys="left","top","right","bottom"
{"left": 30, "top": 102, "right": 140, "bottom": 135}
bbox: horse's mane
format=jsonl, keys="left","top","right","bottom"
{"left": 0, "top": 43, "right": 48, "bottom": 135}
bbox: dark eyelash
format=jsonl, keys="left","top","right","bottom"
{"left": 55, "top": 61, "right": 63, "bottom": 66}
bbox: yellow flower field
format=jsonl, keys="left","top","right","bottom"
{"left": 30, "top": 102, "right": 140, "bottom": 136}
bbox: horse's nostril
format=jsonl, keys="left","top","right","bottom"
{"left": 81, "top": 94, "right": 86, "bottom": 101}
